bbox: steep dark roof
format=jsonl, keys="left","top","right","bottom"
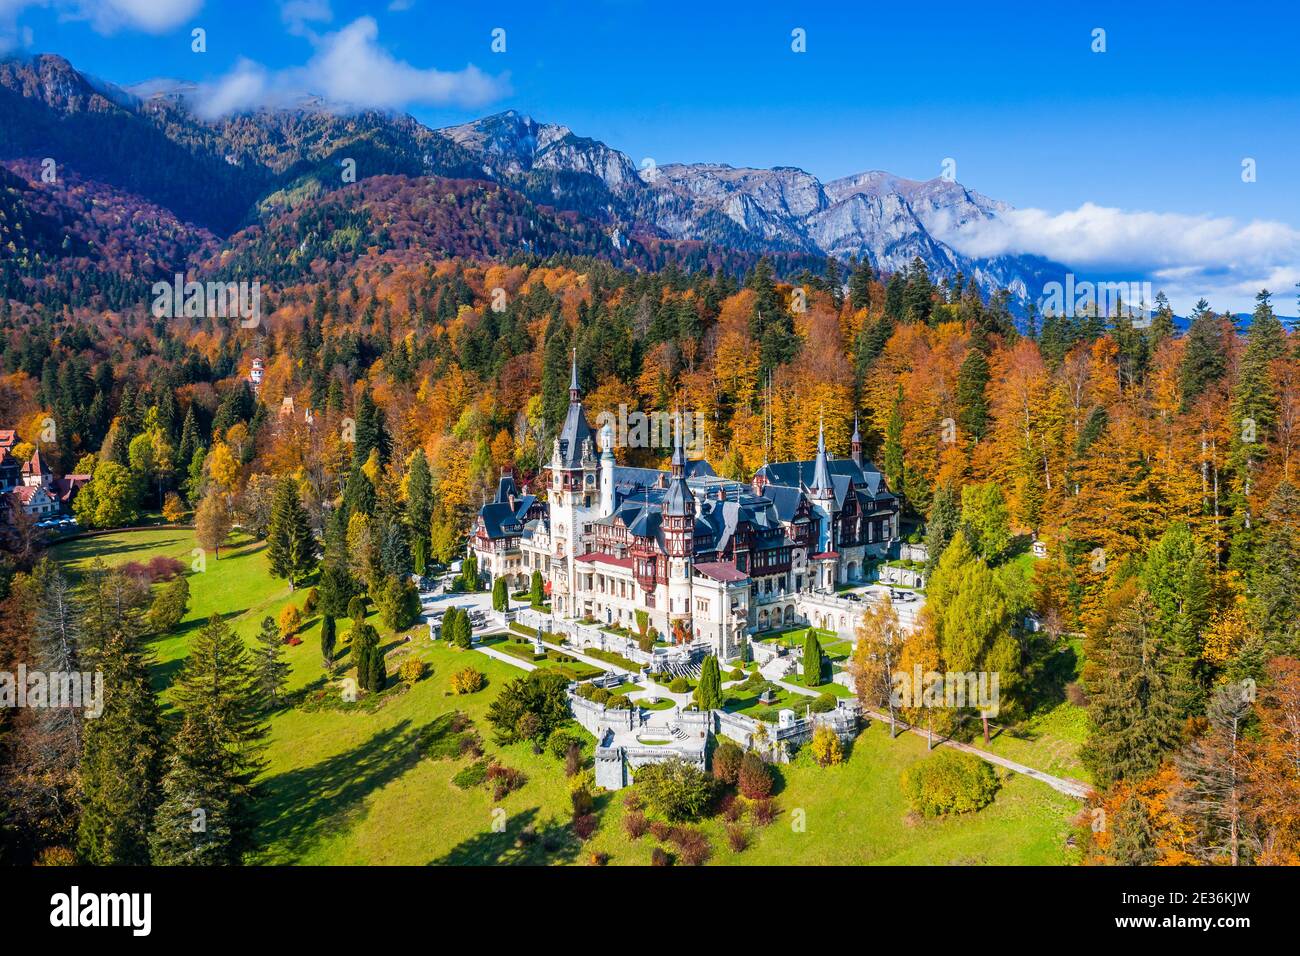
{"left": 555, "top": 400, "right": 595, "bottom": 469}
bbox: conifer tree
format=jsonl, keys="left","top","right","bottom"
{"left": 1082, "top": 593, "right": 1181, "bottom": 789}
{"left": 154, "top": 614, "right": 267, "bottom": 863}
{"left": 956, "top": 346, "right": 991, "bottom": 441}
{"left": 406, "top": 448, "right": 433, "bottom": 562}
{"left": 696, "top": 655, "right": 723, "bottom": 710}
{"left": 1141, "top": 522, "right": 1211, "bottom": 710}
{"left": 321, "top": 614, "right": 337, "bottom": 670}
{"left": 1177, "top": 301, "right": 1226, "bottom": 412}
{"left": 253, "top": 616, "right": 290, "bottom": 709}
{"left": 77, "top": 583, "right": 162, "bottom": 865}
{"left": 149, "top": 716, "right": 237, "bottom": 865}
{"left": 883, "top": 386, "right": 906, "bottom": 499}
{"left": 1108, "top": 794, "right": 1158, "bottom": 865}
{"left": 802, "top": 631, "right": 824, "bottom": 686}
{"left": 848, "top": 258, "right": 874, "bottom": 311}
{"left": 492, "top": 576, "right": 507, "bottom": 612}
{"left": 267, "top": 477, "right": 316, "bottom": 590}
{"left": 1252, "top": 480, "right": 1300, "bottom": 650}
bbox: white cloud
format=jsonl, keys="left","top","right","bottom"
{"left": 0, "top": 0, "right": 198, "bottom": 50}
{"left": 941, "top": 202, "right": 1300, "bottom": 314}
{"left": 195, "top": 16, "right": 510, "bottom": 116}
{"left": 280, "top": 0, "right": 329, "bottom": 37}
{"left": 194, "top": 57, "right": 271, "bottom": 118}
{"left": 73, "top": 0, "right": 202, "bottom": 34}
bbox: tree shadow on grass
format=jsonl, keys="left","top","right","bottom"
{"left": 428, "top": 807, "right": 584, "bottom": 866}
{"left": 251, "top": 718, "right": 427, "bottom": 863}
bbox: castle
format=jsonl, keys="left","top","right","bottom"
{"left": 471, "top": 357, "right": 900, "bottom": 661}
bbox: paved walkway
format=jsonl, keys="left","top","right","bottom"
{"left": 768, "top": 675, "right": 1092, "bottom": 800}
{"left": 473, "top": 640, "right": 537, "bottom": 672}
{"left": 480, "top": 628, "right": 1093, "bottom": 802}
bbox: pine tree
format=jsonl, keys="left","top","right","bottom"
{"left": 77, "top": 605, "right": 162, "bottom": 865}
{"left": 1252, "top": 480, "right": 1300, "bottom": 650}
{"left": 1141, "top": 522, "right": 1211, "bottom": 710}
{"left": 1173, "top": 682, "right": 1253, "bottom": 865}
{"left": 160, "top": 614, "right": 268, "bottom": 860}
{"left": 320, "top": 614, "right": 337, "bottom": 670}
{"left": 253, "top": 616, "right": 290, "bottom": 709}
{"left": 267, "top": 477, "right": 316, "bottom": 591}
{"left": 1082, "top": 592, "right": 1182, "bottom": 789}
{"left": 883, "top": 385, "right": 906, "bottom": 498}
{"left": 406, "top": 448, "right": 433, "bottom": 561}
{"left": 1108, "top": 794, "right": 1158, "bottom": 865}
{"left": 956, "top": 346, "right": 991, "bottom": 442}
{"left": 149, "top": 716, "right": 237, "bottom": 865}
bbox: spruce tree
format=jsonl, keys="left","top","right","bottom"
{"left": 956, "top": 347, "right": 991, "bottom": 442}
{"left": 155, "top": 614, "right": 267, "bottom": 862}
{"left": 1082, "top": 593, "right": 1181, "bottom": 789}
{"left": 1252, "top": 480, "right": 1300, "bottom": 650}
{"left": 924, "top": 483, "right": 961, "bottom": 576}
{"left": 267, "top": 477, "right": 317, "bottom": 590}
{"left": 1177, "top": 302, "right": 1227, "bottom": 412}
{"left": 1108, "top": 795, "right": 1158, "bottom": 865}
{"left": 1141, "top": 522, "right": 1211, "bottom": 710}
{"left": 848, "top": 259, "right": 874, "bottom": 311}
{"left": 253, "top": 616, "right": 290, "bottom": 709}
{"left": 883, "top": 386, "right": 906, "bottom": 498}
{"left": 149, "top": 717, "right": 237, "bottom": 865}
{"left": 77, "top": 620, "right": 163, "bottom": 864}
{"left": 406, "top": 448, "right": 433, "bottom": 561}
{"left": 321, "top": 614, "right": 337, "bottom": 669}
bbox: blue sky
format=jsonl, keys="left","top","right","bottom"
{"left": 4, "top": 0, "right": 1299, "bottom": 312}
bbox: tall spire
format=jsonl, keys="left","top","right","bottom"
{"left": 670, "top": 406, "right": 686, "bottom": 477}
{"left": 811, "top": 411, "right": 832, "bottom": 495}
{"left": 569, "top": 348, "right": 580, "bottom": 402}
{"left": 851, "top": 413, "right": 863, "bottom": 466}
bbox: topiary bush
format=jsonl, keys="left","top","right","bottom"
{"left": 901, "top": 749, "right": 1000, "bottom": 818}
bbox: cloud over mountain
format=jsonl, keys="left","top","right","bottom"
{"left": 194, "top": 16, "right": 510, "bottom": 118}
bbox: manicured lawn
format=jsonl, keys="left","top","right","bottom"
{"left": 486, "top": 637, "right": 604, "bottom": 681}
{"left": 50, "top": 527, "right": 1082, "bottom": 865}
{"left": 584, "top": 720, "right": 1080, "bottom": 865}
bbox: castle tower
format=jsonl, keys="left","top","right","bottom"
{"left": 547, "top": 349, "right": 599, "bottom": 616}
{"left": 598, "top": 416, "right": 616, "bottom": 518}
{"left": 809, "top": 415, "right": 836, "bottom": 559}
{"left": 663, "top": 412, "right": 695, "bottom": 635}
{"left": 851, "top": 414, "right": 862, "bottom": 467}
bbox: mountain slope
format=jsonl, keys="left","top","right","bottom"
{"left": 0, "top": 54, "right": 1064, "bottom": 302}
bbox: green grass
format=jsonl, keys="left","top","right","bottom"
{"left": 51, "top": 527, "right": 1082, "bottom": 865}
{"left": 486, "top": 637, "right": 603, "bottom": 681}
{"left": 584, "top": 721, "right": 1079, "bottom": 865}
